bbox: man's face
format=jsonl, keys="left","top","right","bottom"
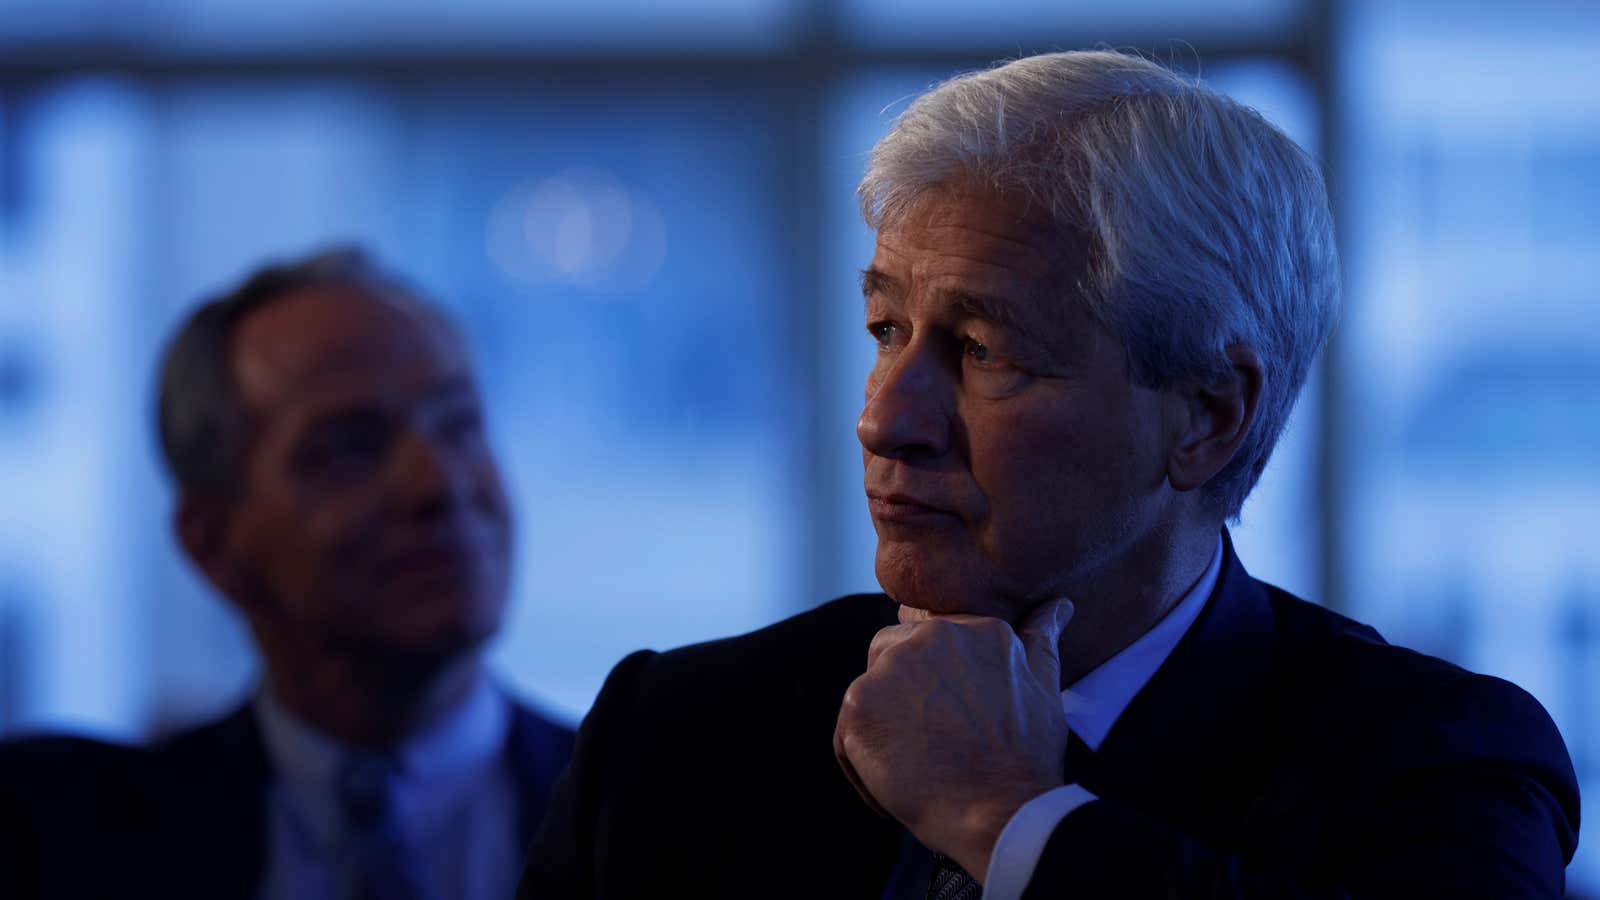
{"left": 220, "top": 283, "right": 513, "bottom": 661}
{"left": 859, "top": 184, "right": 1175, "bottom": 622}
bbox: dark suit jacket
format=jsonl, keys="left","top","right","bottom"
{"left": 520, "top": 537, "right": 1580, "bottom": 898}
{"left": 1, "top": 692, "right": 574, "bottom": 899}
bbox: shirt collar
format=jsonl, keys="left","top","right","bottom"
{"left": 1060, "top": 533, "right": 1224, "bottom": 751}
{"left": 252, "top": 672, "right": 509, "bottom": 847}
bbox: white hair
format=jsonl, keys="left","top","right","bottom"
{"left": 859, "top": 50, "right": 1340, "bottom": 519}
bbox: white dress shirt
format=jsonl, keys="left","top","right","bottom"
{"left": 253, "top": 674, "right": 523, "bottom": 900}
{"left": 981, "top": 535, "right": 1225, "bottom": 900}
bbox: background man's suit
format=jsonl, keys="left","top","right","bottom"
{"left": 521, "top": 534, "right": 1579, "bottom": 898}
{"left": 1, "top": 696, "right": 573, "bottom": 898}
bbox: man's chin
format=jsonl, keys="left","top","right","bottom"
{"left": 874, "top": 546, "right": 1014, "bottom": 620}
{"left": 372, "top": 611, "right": 502, "bottom": 666}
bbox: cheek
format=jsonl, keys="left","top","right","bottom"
{"left": 472, "top": 462, "right": 512, "bottom": 517}
{"left": 964, "top": 398, "right": 1146, "bottom": 543}
{"left": 966, "top": 400, "right": 1080, "bottom": 493}
{"left": 295, "top": 493, "right": 387, "bottom": 573}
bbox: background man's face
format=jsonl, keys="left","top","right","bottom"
{"left": 858, "top": 183, "right": 1174, "bottom": 621}
{"left": 221, "top": 283, "right": 513, "bottom": 661}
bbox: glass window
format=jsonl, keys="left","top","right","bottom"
{"left": 0, "top": 79, "right": 157, "bottom": 739}
{"left": 837, "top": 0, "right": 1309, "bottom": 48}
{"left": 1340, "top": 3, "right": 1600, "bottom": 890}
{"left": 0, "top": 0, "right": 802, "bottom": 51}
{"left": 401, "top": 83, "right": 810, "bottom": 721}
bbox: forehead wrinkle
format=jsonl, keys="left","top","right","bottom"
{"left": 878, "top": 222, "right": 1055, "bottom": 289}
{"left": 884, "top": 218, "right": 1052, "bottom": 262}
{"left": 867, "top": 241, "right": 1048, "bottom": 333}
{"left": 919, "top": 221, "right": 1052, "bottom": 257}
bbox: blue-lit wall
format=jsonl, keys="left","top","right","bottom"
{"left": 1, "top": 0, "right": 1597, "bottom": 889}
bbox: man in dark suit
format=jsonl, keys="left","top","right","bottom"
{"left": 521, "top": 50, "right": 1579, "bottom": 898}
{"left": 1, "top": 248, "right": 573, "bottom": 899}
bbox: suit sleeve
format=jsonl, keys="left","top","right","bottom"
{"left": 519, "top": 649, "right": 657, "bottom": 900}
{"left": 1019, "top": 674, "right": 1580, "bottom": 899}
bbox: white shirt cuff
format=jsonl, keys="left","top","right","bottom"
{"left": 981, "top": 784, "right": 1098, "bottom": 900}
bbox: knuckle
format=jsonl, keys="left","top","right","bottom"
{"left": 840, "top": 679, "right": 867, "bottom": 712}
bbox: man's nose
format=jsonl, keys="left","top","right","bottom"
{"left": 857, "top": 344, "right": 950, "bottom": 461}
{"left": 392, "top": 429, "right": 464, "bottom": 513}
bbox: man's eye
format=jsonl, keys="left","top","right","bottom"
{"left": 315, "top": 428, "right": 382, "bottom": 461}
{"left": 295, "top": 419, "right": 391, "bottom": 482}
{"left": 963, "top": 338, "right": 992, "bottom": 364}
{"left": 438, "top": 407, "right": 485, "bottom": 445}
{"left": 868, "top": 322, "right": 899, "bottom": 346}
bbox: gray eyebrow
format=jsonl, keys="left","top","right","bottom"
{"left": 860, "top": 267, "right": 901, "bottom": 306}
{"left": 944, "top": 290, "right": 1028, "bottom": 331}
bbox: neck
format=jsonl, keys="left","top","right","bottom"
{"left": 1053, "top": 522, "right": 1220, "bottom": 688}
{"left": 258, "top": 638, "right": 484, "bottom": 747}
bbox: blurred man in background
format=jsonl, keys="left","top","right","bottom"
{"left": 522, "top": 51, "right": 1579, "bottom": 898}
{"left": 1, "top": 248, "right": 573, "bottom": 899}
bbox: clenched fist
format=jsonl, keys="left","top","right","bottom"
{"left": 832, "top": 596, "right": 1075, "bottom": 881}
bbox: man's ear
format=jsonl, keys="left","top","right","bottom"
{"left": 1166, "top": 345, "right": 1266, "bottom": 494}
{"left": 174, "top": 492, "right": 259, "bottom": 613}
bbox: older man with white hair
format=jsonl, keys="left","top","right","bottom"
{"left": 521, "top": 50, "right": 1578, "bottom": 899}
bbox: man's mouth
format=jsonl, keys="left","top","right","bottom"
{"left": 866, "top": 492, "right": 957, "bottom": 523}
{"left": 378, "top": 538, "right": 494, "bottom": 581}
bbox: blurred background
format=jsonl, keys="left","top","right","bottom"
{"left": 0, "top": 0, "right": 1596, "bottom": 886}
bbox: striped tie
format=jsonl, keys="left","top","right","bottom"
{"left": 927, "top": 853, "right": 982, "bottom": 900}
{"left": 338, "top": 752, "right": 430, "bottom": 900}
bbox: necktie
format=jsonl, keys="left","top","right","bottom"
{"left": 926, "top": 853, "right": 981, "bottom": 900}
{"left": 338, "top": 752, "right": 429, "bottom": 900}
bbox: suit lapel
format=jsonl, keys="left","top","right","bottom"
{"left": 1075, "top": 531, "right": 1281, "bottom": 844}
{"left": 504, "top": 700, "right": 577, "bottom": 846}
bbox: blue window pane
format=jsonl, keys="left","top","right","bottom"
{"left": 394, "top": 86, "right": 808, "bottom": 720}
{"left": 1340, "top": 4, "right": 1600, "bottom": 890}
{"left": 0, "top": 0, "right": 802, "bottom": 52}
{"left": 838, "top": 0, "right": 1309, "bottom": 49}
{"left": 0, "top": 79, "right": 160, "bottom": 740}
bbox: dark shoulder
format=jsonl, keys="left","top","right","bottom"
{"left": 633, "top": 593, "right": 897, "bottom": 701}
{"left": 583, "top": 594, "right": 897, "bottom": 748}
{"left": 1263, "top": 583, "right": 1470, "bottom": 701}
{"left": 0, "top": 732, "right": 146, "bottom": 794}
{"left": 651, "top": 592, "right": 899, "bottom": 667}
{"left": 1264, "top": 583, "right": 1575, "bottom": 783}
{"left": 0, "top": 731, "right": 158, "bottom": 851}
